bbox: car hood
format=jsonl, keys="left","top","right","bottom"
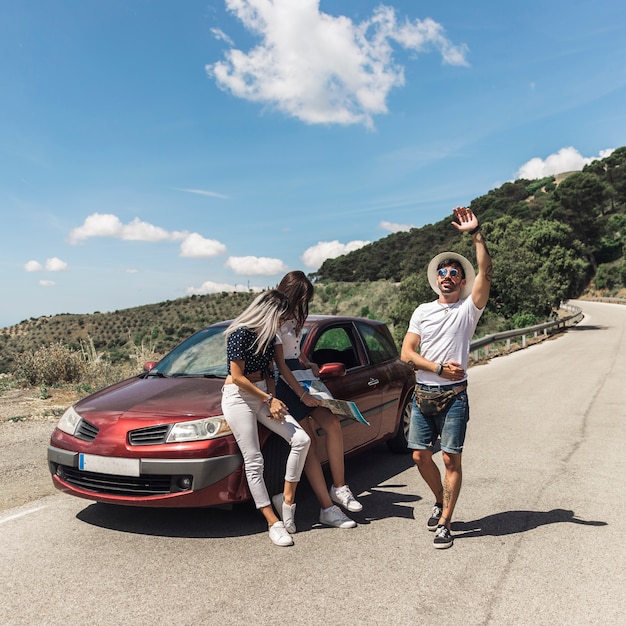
{"left": 75, "top": 376, "right": 225, "bottom": 420}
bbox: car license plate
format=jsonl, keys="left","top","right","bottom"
{"left": 78, "top": 453, "right": 140, "bottom": 477}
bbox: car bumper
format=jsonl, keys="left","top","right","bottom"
{"left": 48, "top": 445, "right": 245, "bottom": 507}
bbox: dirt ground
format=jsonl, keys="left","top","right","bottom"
{"left": 0, "top": 387, "right": 81, "bottom": 512}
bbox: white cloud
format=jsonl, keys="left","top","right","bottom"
{"left": 380, "top": 220, "right": 413, "bottom": 233}
{"left": 175, "top": 188, "right": 230, "bottom": 199}
{"left": 301, "top": 239, "right": 370, "bottom": 270}
{"left": 25, "top": 258, "right": 68, "bottom": 272}
{"left": 225, "top": 256, "right": 289, "bottom": 275}
{"left": 207, "top": 1, "right": 468, "bottom": 128}
{"left": 24, "top": 260, "right": 43, "bottom": 272}
{"left": 210, "top": 27, "right": 234, "bottom": 46}
{"left": 45, "top": 257, "right": 68, "bottom": 272}
{"left": 187, "top": 280, "right": 264, "bottom": 295}
{"left": 179, "top": 233, "right": 227, "bottom": 258}
{"left": 68, "top": 213, "right": 187, "bottom": 245}
{"left": 516, "top": 147, "right": 615, "bottom": 180}
{"left": 39, "top": 280, "right": 56, "bottom": 287}
{"left": 125, "top": 269, "right": 139, "bottom": 274}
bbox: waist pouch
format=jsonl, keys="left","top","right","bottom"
{"left": 415, "top": 382, "right": 467, "bottom": 416}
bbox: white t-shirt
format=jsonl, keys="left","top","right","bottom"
{"left": 407, "top": 297, "right": 483, "bottom": 385}
{"left": 275, "top": 318, "right": 301, "bottom": 360}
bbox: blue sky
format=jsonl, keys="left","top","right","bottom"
{"left": 2, "top": 0, "right": 625, "bottom": 328}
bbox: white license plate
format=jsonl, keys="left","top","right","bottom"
{"left": 78, "top": 453, "right": 140, "bottom": 477}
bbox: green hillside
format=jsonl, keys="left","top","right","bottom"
{"left": 2, "top": 147, "right": 625, "bottom": 373}
{"left": 317, "top": 147, "right": 626, "bottom": 337}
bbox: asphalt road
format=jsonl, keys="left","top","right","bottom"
{"left": 1, "top": 300, "right": 624, "bottom": 626}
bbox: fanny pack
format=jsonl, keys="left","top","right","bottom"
{"left": 415, "top": 382, "right": 467, "bottom": 416}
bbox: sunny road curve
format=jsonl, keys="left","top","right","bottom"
{"left": 0, "top": 300, "right": 624, "bottom": 625}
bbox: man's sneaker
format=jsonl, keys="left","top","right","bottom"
{"left": 269, "top": 521, "right": 293, "bottom": 547}
{"left": 330, "top": 485, "right": 363, "bottom": 513}
{"left": 428, "top": 503, "right": 444, "bottom": 531}
{"left": 319, "top": 505, "right": 357, "bottom": 529}
{"left": 433, "top": 525, "right": 453, "bottom": 549}
{"left": 272, "top": 493, "right": 297, "bottom": 534}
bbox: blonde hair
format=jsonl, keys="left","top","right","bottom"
{"left": 226, "top": 290, "right": 290, "bottom": 355}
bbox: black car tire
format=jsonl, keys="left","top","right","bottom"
{"left": 386, "top": 393, "right": 413, "bottom": 454}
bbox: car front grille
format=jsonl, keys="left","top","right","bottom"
{"left": 58, "top": 466, "right": 175, "bottom": 496}
{"left": 128, "top": 424, "right": 171, "bottom": 445}
{"left": 75, "top": 419, "right": 99, "bottom": 442}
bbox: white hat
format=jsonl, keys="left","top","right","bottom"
{"left": 428, "top": 252, "right": 475, "bottom": 300}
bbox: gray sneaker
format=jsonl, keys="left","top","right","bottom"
{"left": 428, "top": 503, "right": 443, "bottom": 531}
{"left": 319, "top": 505, "right": 357, "bottom": 528}
{"left": 433, "top": 525, "right": 453, "bottom": 549}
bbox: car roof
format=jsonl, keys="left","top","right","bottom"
{"left": 208, "top": 314, "right": 384, "bottom": 329}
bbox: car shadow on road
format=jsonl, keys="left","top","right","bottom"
{"left": 451, "top": 508, "right": 607, "bottom": 540}
{"left": 75, "top": 444, "right": 418, "bottom": 538}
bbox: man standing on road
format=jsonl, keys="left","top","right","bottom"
{"left": 401, "top": 206, "right": 492, "bottom": 549}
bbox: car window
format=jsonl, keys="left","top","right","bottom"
{"left": 310, "top": 326, "right": 360, "bottom": 369}
{"left": 355, "top": 321, "right": 398, "bottom": 365}
{"left": 155, "top": 327, "right": 228, "bottom": 377}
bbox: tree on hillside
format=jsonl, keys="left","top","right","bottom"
{"left": 541, "top": 172, "right": 606, "bottom": 255}
{"left": 486, "top": 217, "right": 588, "bottom": 324}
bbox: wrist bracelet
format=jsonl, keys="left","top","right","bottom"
{"left": 436, "top": 362, "right": 444, "bottom": 376}
{"left": 300, "top": 391, "right": 307, "bottom": 401}
{"left": 469, "top": 225, "right": 481, "bottom": 235}
{"left": 263, "top": 394, "right": 273, "bottom": 404}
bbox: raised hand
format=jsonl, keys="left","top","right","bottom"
{"left": 451, "top": 206, "right": 478, "bottom": 233}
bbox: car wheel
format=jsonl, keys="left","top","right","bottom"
{"left": 263, "top": 434, "right": 290, "bottom": 497}
{"left": 386, "top": 393, "right": 413, "bottom": 454}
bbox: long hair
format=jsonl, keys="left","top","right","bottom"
{"left": 277, "top": 270, "right": 314, "bottom": 334}
{"left": 226, "top": 290, "right": 290, "bottom": 355}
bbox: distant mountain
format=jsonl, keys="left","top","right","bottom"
{"left": 314, "top": 147, "right": 626, "bottom": 283}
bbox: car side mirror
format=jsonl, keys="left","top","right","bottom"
{"left": 143, "top": 361, "right": 157, "bottom": 372}
{"left": 318, "top": 362, "right": 346, "bottom": 379}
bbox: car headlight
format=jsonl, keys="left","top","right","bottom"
{"left": 57, "top": 406, "right": 82, "bottom": 436}
{"left": 166, "top": 416, "right": 232, "bottom": 443}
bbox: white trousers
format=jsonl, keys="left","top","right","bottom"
{"left": 221, "top": 382, "right": 311, "bottom": 509}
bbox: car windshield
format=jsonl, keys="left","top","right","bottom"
{"left": 151, "top": 326, "right": 229, "bottom": 377}
{"left": 150, "top": 321, "right": 313, "bottom": 378}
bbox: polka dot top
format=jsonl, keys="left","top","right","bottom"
{"left": 226, "top": 327, "right": 276, "bottom": 375}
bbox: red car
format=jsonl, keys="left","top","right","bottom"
{"left": 48, "top": 316, "right": 415, "bottom": 508}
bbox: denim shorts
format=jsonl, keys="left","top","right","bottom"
{"left": 407, "top": 386, "right": 470, "bottom": 454}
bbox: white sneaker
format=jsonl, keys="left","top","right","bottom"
{"left": 272, "top": 493, "right": 297, "bottom": 533}
{"left": 330, "top": 484, "right": 363, "bottom": 513}
{"left": 269, "top": 521, "right": 293, "bottom": 547}
{"left": 319, "top": 505, "right": 357, "bottom": 529}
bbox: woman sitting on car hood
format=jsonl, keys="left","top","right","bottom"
{"left": 221, "top": 289, "right": 311, "bottom": 548}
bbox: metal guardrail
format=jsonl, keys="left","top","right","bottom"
{"left": 469, "top": 302, "right": 584, "bottom": 361}
{"left": 586, "top": 297, "right": 626, "bottom": 305}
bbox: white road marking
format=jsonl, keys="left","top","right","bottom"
{"left": 0, "top": 504, "right": 48, "bottom": 525}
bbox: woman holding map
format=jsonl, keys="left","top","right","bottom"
{"left": 273, "top": 271, "right": 362, "bottom": 530}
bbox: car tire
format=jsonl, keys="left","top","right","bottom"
{"left": 386, "top": 392, "right": 413, "bottom": 454}
{"left": 262, "top": 434, "right": 290, "bottom": 497}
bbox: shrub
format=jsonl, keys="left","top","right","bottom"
{"left": 594, "top": 264, "right": 616, "bottom": 290}
{"left": 12, "top": 343, "right": 85, "bottom": 386}
{"left": 511, "top": 312, "right": 539, "bottom": 329}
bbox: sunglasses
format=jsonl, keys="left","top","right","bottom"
{"left": 437, "top": 268, "right": 462, "bottom": 278}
